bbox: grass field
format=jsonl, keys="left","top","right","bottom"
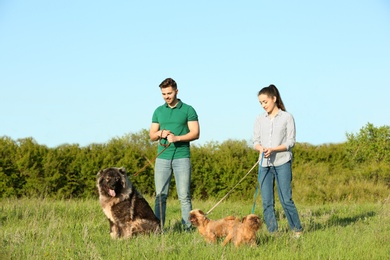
{"left": 1, "top": 197, "right": 389, "bottom": 259}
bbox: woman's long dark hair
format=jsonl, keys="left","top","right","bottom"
{"left": 258, "top": 84, "right": 286, "bottom": 111}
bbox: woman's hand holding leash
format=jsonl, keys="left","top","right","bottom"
{"left": 262, "top": 147, "right": 273, "bottom": 158}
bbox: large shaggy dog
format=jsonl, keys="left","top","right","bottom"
{"left": 96, "top": 167, "right": 161, "bottom": 239}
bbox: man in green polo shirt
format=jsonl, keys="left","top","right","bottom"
{"left": 149, "top": 77, "right": 200, "bottom": 231}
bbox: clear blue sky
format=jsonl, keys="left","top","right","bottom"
{"left": 1, "top": 1, "right": 389, "bottom": 148}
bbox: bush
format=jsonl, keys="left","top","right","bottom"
{"left": 0, "top": 123, "right": 388, "bottom": 203}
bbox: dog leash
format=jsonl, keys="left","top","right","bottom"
{"left": 133, "top": 130, "right": 170, "bottom": 177}
{"left": 206, "top": 158, "right": 261, "bottom": 215}
{"left": 251, "top": 152, "right": 264, "bottom": 214}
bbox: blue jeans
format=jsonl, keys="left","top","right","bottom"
{"left": 259, "top": 161, "right": 303, "bottom": 233}
{"left": 154, "top": 158, "right": 192, "bottom": 230}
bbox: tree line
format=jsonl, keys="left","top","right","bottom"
{"left": 0, "top": 123, "right": 388, "bottom": 203}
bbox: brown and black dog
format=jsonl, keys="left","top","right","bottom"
{"left": 97, "top": 167, "right": 160, "bottom": 239}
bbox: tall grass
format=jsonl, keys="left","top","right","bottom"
{"left": 1, "top": 197, "right": 389, "bottom": 259}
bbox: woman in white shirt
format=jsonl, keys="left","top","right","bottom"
{"left": 253, "top": 84, "right": 303, "bottom": 237}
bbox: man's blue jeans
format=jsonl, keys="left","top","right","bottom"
{"left": 154, "top": 158, "right": 192, "bottom": 230}
{"left": 259, "top": 161, "right": 303, "bottom": 233}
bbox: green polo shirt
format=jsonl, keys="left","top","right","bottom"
{"left": 152, "top": 99, "right": 198, "bottom": 159}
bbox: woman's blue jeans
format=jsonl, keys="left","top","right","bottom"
{"left": 259, "top": 160, "right": 303, "bottom": 233}
{"left": 154, "top": 158, "right": 192, "bottom": 230}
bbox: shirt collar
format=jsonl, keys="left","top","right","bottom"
{"left": 165, "top": 99, "right": 182, "bottom": 109}
{"left": 265, "top": 108, "right": 281, "bottom": 118}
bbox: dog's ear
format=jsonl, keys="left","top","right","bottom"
{"left": 242, "top": 216, "right": 247, "bottom": 222}
{"left": 199, "top": 210, "right": 205, "bottom": 215}
{"left": 96, "top": 170, "right": 103, "bottom": 177}
{"left": 118, "top": 167, "right": 127, "bottom": 175}
{"left": 118, "top": 167, "right": 129, "bottom": 188}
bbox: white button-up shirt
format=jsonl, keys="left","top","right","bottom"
{"left": 253, "top": 109, "right": 296, "bottom": 167}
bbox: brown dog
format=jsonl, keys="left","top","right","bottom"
{"left": 189, "top": 209, "right": 240, "bottom": 243}
{"left": 97, "top": 167, "right": 161, "bottom": 239}
{"left": 223, "top": 214, "right": 262, "bottom": 247}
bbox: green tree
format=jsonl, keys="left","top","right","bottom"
{"left": 0, "top": 137, "right": 19, "bottom": 198}
{"left": 43, "top": 144, "right": 85, "bottom": 198}
{"left": 15, "top": 138, "right": 49, "bottom": 197}
{"left": 346, "top": 123, "right": 390, "bottom": 164}
{"left": 191, "top": 140, "right": 258, "bottom": 200}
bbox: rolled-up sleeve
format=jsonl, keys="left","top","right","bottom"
{"left": 283, "top": 113, "right": 296, "bottom": 150}
{"left": 253, "top": 115, "right": 263, "bottom": 149}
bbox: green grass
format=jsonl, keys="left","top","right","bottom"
{"left": 1, "top": 197, "right": 389, "bottom": 260}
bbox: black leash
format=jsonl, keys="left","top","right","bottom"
{"left": 133, "top": 130, "right": 170, "bottom": 177}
